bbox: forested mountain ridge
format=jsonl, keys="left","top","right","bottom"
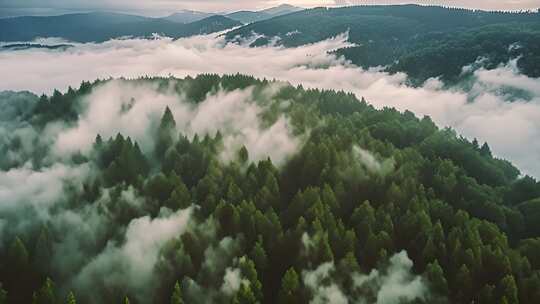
{"left": 163, "top": 10, "right": 217, "bottom": 24}
{"left": 226, "top": 4, "right": 303, "bottom": 24}
{"left": 0, "top": 4, "right": 303, "bottom": 43}
{"left": 153, "top": 4, "right": 303, "bottom": 25}
{"left": 0, "top": 13, "right": 241, "bottom": 42}
{"left": 225, "top": 5, "right": 540, "bottom": 84}
{"left": 1, "top": 74, "right": 540, "bottom": 303}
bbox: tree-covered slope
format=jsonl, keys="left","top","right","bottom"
{"left": 226, "top": 5, "right": 540, "bottom": 83}
{"left": 1, "top": 75, "right": 540, "bottom": 303}
{"left": 163, "top": 10, "right": 217, "bottom": 24}
{"left": 226, "top": 4, "right": 303, "bottom": 24}
{"left": 0, "top": 13, "right": 241, "bottom": 42}
{"left": 225, "top": 11, "right": 272, "bottom": 24}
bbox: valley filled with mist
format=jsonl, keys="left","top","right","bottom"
{"left": 1, "top": 3, "right": 540, "bottom": 304}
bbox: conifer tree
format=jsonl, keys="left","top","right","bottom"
{"left": 278, "top": 268, "right": 300, "bottom": 304}
{"left": 171, "top": 281, "right": 184, "bottom": 304}
{"left": 66, "top": 292, "right": 76, "bottom": 304}
{"left": 8, "top": 237, "right": 30, "bottom": 270}
{"left": 33, "top": 278, "right": 56, "bottom": 304}
{"left": 426, "top": 260, "right": 448, "bottom": 295}
{"left": 156, "top": 106, "right": 177, "bottom": 158}
{"left": 231, "top": 284, "right": 256, "bottom": 304}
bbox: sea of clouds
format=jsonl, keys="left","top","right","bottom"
{"left": 1, "top": 32, "right": 539, "bottom": 177}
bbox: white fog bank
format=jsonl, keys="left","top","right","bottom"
{"left": 1, "top": 32, "right": 540, "bottom": 177}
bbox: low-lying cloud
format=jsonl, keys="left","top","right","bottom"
{"left": 1, "top": 32, "right": 539, "bottom": 177}
{"left": 0, "top": 163, "right": 90, "bottom": 237}
{"left": 74, "top": 207, "right": 193, "bottom": 303}
{"left": 302, "top": 251, "right": 428, "bottom": 304}
{"left": 53, "top": 79, "right": 301, "bottom": 166}
{"left": 352, "top": 146, "right": 395, "bottom": 176}
{"left": 355, "top": 251, "right": 428, "bottom": 304}
{"left": 220, "top": 267, "right": 249, "bottom": 296}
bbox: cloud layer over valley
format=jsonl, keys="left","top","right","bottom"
{"left": 1, "top": 32, "right": 540, "bottom": 178}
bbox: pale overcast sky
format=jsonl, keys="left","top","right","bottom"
{"left": 0, "top": 0, "right": 538, "bottom": 17}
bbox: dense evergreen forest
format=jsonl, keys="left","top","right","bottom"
{"left": 1, "top": 74, "right": 540, "bottom": 304}
{"left": 226, "top": 5, "right": 540, "bottom": 84}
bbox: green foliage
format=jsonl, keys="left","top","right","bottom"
{"left": 170, "top": 281, "right": 183, "bottom": 304}
{"left": 499, "top": 275, "right": 519, "bottom": 304}
{"left": 519, "top": 238, "right": 540, "bottom": 269}
{"left": 278, "top": 268, "right": 300, "bottom": 304}
{"left": 238, "top": 257, "right": 263, "bottom": 301}
{"left": 95, "top": 133, "right": 150, "bottom": 186}
{"left": 250, "top": 240, "right": 268, "bottom": 272}
{"left": 8, "top": 237, "right": 30, "bottom": 271}
{"left": 2, "top": 74, "right": 540, "bottom": 303}
{"left": 237, "top": 146, "right": 249, "bottom": 164}
{"left": 65, "top": 292, "right": 76, "bottom": 304}
{"left": 231, "top": 284, "right": 257, "bottom": 304}
{"left": 32, "top": 278, "right": 56, "bottom": 304}
{"left": 156, "top": 106, "right": 177, "bottom": 159}
{"left": 426, "top": 260, "right": 449, "bottom": 296}
{"left": 517, "top": 199, "right": 540, "bottom": 238}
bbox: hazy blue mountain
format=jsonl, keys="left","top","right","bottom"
{"left": 179, "top": 15, "right": 241, "bottom": 36}
{"left": 260, "top": 4, "right": 303, "bottom": 16}
{"left": 226, "top": 11, "right": 271, "bottom": 24}
{"left": 0, "top": 12, "right": 241, "bottom": 42}
{"left": 226, "top": 4, "right": 303, "bottom": 24}
{"left": 226, "top": 5, "right": 540, "bottom": 82}
{"left": 162, "top": 10, "right": 216, "bottom": 23}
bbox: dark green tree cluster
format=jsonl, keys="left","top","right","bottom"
{"left": 1, "top": 75, "right": 540, "bottom": 303}
{"left": 94, "top": 133, "right": 150, "bottom": 187}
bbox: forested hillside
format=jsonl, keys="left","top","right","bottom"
{"left": 1, "top": 74, "right": 540, "bottom": 303}
{"left": 0, "top": 13, "right": 241, "bottom": 42}
{"left": 225, "top": 5, "right": 540, "bottom": 84}
{"left": 226, "top": 4, "right": 303, "bottom": 24}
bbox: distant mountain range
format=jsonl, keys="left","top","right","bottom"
{"left": 226, "top": 4, "right": 303, "bottom": 24}
{"left": 6, "top": 3, "right": 539, "bottom": 85}
{"left": 162, "top": 10, "right": 216, "bottom": 24}
{"left": 0, "top": 4, "right": 302, "bottom": 42}
{"left": 162, "top": 4, "right": 303, "bottom": 24}
{"left": 0, "top": 12, "right": 241, "bottom": 42}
